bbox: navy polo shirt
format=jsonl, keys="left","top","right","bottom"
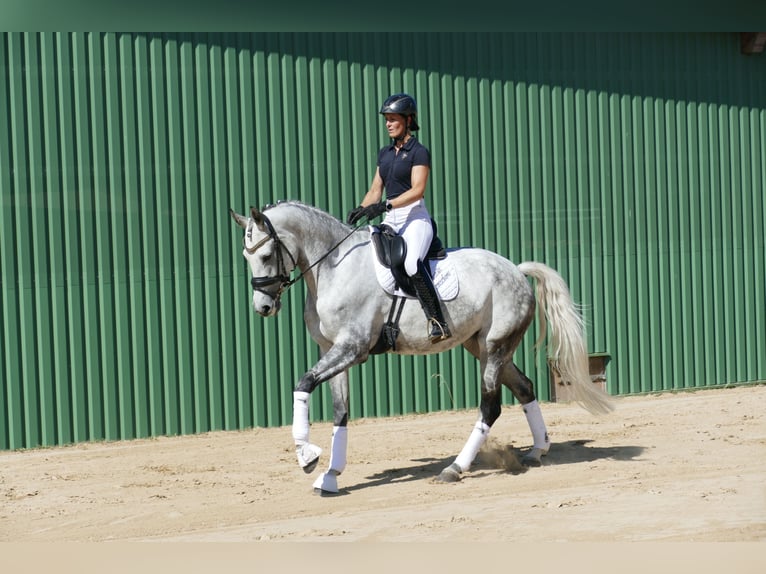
{"left": 377, "top": 137, "right": 431, "bottom": 200}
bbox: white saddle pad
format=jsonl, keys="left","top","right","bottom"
{"left": 370, "top": 241, "right": 459, "bottom": 301}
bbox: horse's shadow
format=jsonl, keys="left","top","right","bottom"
{"left": 337, "top": 456, "right": 456, "bottom": 494}
{"left": 333, "top": 440, "right": 645, "bottom": 495}
{"left": 543, "top": 439, "right": 645, "bottom": 465}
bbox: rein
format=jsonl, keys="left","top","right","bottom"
{"left": 244, "top": 211, "right": 362, "bottom": 300}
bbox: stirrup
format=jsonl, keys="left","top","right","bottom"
{"left": 428, "top": 319, "right": 451, "bottom": 343}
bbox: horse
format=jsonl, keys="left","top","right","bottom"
{"left": 230, "top": 200, "right": 613, "bottom": 495}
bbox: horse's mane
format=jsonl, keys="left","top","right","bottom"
{"left": 263, "top": 199, "right": 354, "bottom": 242}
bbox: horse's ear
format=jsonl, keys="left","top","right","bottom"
{"left": 230, "top": 208, "right": 248, "bottom": 229}
{"left": 250, "top": 206, "right": 266, "bottom": 230}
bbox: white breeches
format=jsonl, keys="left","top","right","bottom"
{"left": 382, "top": 199, "right": 433, "bottom": 276}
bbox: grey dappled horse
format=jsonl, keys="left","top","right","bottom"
{"left": 231, "top": 200, "right": 613, "bottom": 495}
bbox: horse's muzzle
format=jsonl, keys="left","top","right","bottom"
{"left": 250, "top": 274, "right": 289, "bottom": 316}
{"left": 253, "top": 293, "right": 281, "bottom": 317}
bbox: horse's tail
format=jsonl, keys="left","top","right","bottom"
{"left": 518, "top": 261, "right": 614, "bottom": 415}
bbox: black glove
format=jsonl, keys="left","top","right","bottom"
{"left": 359, "top": 202, "right": 387, "bottom": 223}
{"left": 348, "top": 202, "right": 387, "bottom": 225}
{"left": 346, "top": 205, "right": 365, "bottom": 225}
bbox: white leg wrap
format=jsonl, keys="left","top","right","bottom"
{"left": 312, "top": 426, "right": 349, "bottom": 493}
{"left": 523, "top": 400, "right": 550, "bottom": 451}
{"left": 327, "top": 426, "right": 348, "bottom": 474}
{"left": 454, "top": 421, "right": 490, "bottom": 472}
{"left": 293, "top": 391, "right": 321, "bottom": 470}
{"left": 292, "top": 391, "right": 310, "bottom": 445}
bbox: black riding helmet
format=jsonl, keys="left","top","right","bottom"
{"left": 379, "top": 93, "right": 420, "bottom": 131}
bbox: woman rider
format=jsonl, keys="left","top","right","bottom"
{"left": 347, "top": 93, "right": 451, "bottom": 343}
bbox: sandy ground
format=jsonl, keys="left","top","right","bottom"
{"left": 1, "top": 385, "right": 765, "bottom": 544}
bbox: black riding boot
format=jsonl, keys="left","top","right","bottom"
{"left": 410, "top": 260, "right": 452, "bottom": 343}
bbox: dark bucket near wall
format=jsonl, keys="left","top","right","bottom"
{"left": 548, "top": 353, "right": 611, "bottom": 402}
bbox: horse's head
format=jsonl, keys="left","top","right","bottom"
{"left": 230, "top": 206, "right": 298, "bottom": 317}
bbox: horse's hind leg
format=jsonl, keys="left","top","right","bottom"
{"left": 502, "top": 364, "right": 551, "bottom": 466}
{"left": 437, "top": 349, "right": 505, "bottom": 483}
{"left": 437, "top": 388, "right": 501, "bottom": 483}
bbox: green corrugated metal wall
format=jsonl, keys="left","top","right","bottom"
{"left": 1, "top": 32, "right": 764, "bottom": 450}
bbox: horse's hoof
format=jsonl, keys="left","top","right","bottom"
{"left": 436, "top": 463, "right": 462, "bottom": 483}
{"left": 296, "top": 443, "right": 322, "bottom": 474}
{"left": 313, "top": 487, "right": 343, "bottom": 497}
{"left": 303, "top": 458, "right": 320, "bottom": 474}
{"left": 521, "top": 447, "right": 549, "bottom": 467}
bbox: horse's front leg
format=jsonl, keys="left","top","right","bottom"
{"left": 291, "top": 340, "right": 365, "bottom": 485}
{"left": 310, "top": 373, "right": 350, "bottom": 495}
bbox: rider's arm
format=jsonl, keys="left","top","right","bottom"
{"left": 359, "top": 167, "right": 384, "bottom": 207}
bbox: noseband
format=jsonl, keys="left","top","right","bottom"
{"left": 243, "top": 213, "right": 298, "bottom": 301}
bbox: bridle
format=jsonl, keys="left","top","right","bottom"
{"left": 243, "top": 212, "right": 298, "bottom": 300}
{"left": 243, "top": 209, "right": 360, "bottom": 304}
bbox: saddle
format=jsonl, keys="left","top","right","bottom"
{"left": 370, "top": 219, "right": 446, "bottom": 297}
{"left": 368, "top": 220, "right": 447, "bottom": 354}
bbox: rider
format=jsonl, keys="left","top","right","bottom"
{"left": 347, "top": 93, "right": 451, "bottom": 343}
